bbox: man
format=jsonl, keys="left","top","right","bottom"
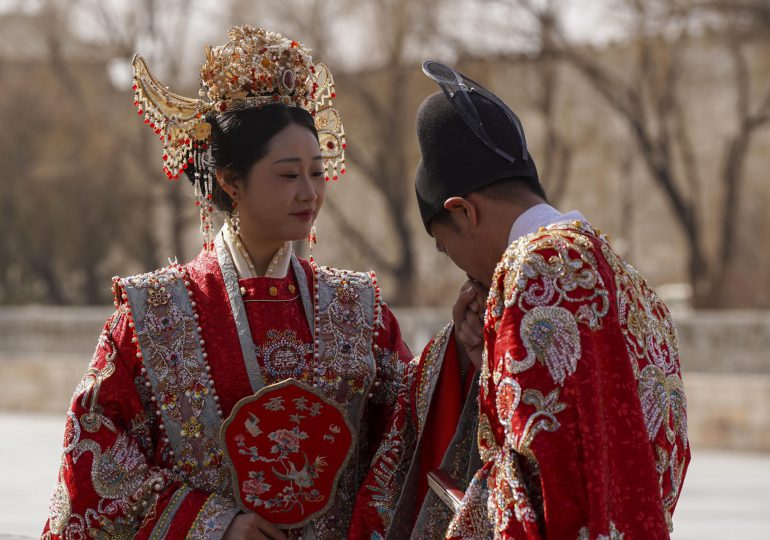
{"left": 352, "top": 62, "right": 689, "bottom": 539}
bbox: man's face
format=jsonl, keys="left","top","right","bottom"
{"left": 431, "top": 218, "right": 493, "bottom": 287}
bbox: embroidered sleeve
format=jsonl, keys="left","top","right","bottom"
{"left": 370, "top": 304, "right": 412, "bottom": 407}
{"left": 42, "top": 309, "right": 238, "bottom": 540}
{"left": 348, "top": 357, "right": 418, "bottom": 539}
{"left": 448, "top": 228, "right": 688, "bottom": 539}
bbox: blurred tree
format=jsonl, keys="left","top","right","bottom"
{"left": 484, "top": 0, "right": 770, "bottom": 307}
{"left": 279, "top": 0, "right": 446, "bottom": 305}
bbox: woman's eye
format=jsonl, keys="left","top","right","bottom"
{"left": 281, "top": 174, "right": 299, "bottom": 179}
{"left": 312, "top": 171, "right": 325, "bottom": 178}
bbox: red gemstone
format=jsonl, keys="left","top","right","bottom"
{"left": 341, "top": 169, "right": 346, "bottom": 174}
{"left": 331, "top": 92, "right": 336, "bottom": 98}
{"left": 342, "top": 143, "right": 347, "bottom": 149}
{"left": 162, "top": 155, "right": 168, "bottom": 161}
{"left": 327, "top": 141, "right": 335, "bottom": 149}
{"left": 137, "top": 109, "right": 143, "bottom": 115}
{"left": 132, "top": 84, "right": 137, "bottom": 90}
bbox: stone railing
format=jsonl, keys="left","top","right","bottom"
{"left": 1, "top": 306, "right": 768, "bottom": 450}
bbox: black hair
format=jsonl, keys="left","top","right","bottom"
{"left": 184, "top": 104, "right": 319, "bottom": 212}
{"left": 429, "top": 177, "right": 548, "bottom": 233}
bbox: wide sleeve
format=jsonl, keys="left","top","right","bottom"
{"left": 366, "top": 303, "right": 414, "bottom": 452}
{"left": 448, "top": 235, "right": 682, "bottom": 539}
{"left": 348, "top": 356, "right": 418, "bottom": 540}
{"left": 42, "top": 307, "right": 238, "bottom": 540}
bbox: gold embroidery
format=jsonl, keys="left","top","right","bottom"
{"left": 416, "top": 324, "right": 452, "bottom": 434}
{"left": 72, "top": 434, "right": 148, "bottom": 500}
{"left": 181, "top": 417, "right": 204, "bottom": 439}
{"left": 255, "top": 329, "right": 313, "bottom": 382}
{"left": 477, "top": 412, "right": 499, "bottom": 462}
{"left": 600, "top": 241, "right": 688, "bottom": 523}
{"left": 490, "top": 226, "right": 609, "bottom": 329}
{"left": 316, "top": 268, "right": 375, "bottom": 400}
{"left": 446, "top": 470, "right": 493, "bottom": 539}
{"left": 74, "top": 327, "right": 119, "bottom": 435}
{"left": 515, "top": 306, "right": 582, "bottom": 385}
{"left": 47, "top": 481, "right": 71, "bottom": 535}
{"left": 514, "top": 388, "right": 567, "bottom": 457}
{"left": 147, "top": 283, "right": 171, "bottom": 307}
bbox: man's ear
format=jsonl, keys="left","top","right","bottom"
{"left": 443, "top": 197, "right": 479, "bottom": 228}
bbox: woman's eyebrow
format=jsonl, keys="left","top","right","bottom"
{"left": 272, "top": 155, "right": 324, "bottom": 164}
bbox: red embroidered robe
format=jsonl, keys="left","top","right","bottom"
{"left": 42, "top": 246, "right": 411, "bottom": 540}
{"left": 447, "top": 221, "right": 689, "bottom": 539}
{"left": 351, "top": 220, "right": 689, "bottom": 540}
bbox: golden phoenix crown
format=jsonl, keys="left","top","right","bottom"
{"left": 132, "top": 26, "right": 346, "bottom": 181}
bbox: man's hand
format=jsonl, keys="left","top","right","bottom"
{"left": 222, "top": 513, "right": 287, "bottom": 540}
{"left": 452, "top": 280, "right": 487, "bottom": 371}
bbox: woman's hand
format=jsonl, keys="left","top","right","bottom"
{"left": 222, "top": 513, "right": 287, "bottom": 540}
{"left": 452, "top": 280, "right": 487, "bottom": 371}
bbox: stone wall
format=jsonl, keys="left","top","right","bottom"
{"left": 1, "top": 306, "right": 768, "bottom": 450}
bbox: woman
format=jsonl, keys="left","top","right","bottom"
{"left": 43, "top": 27, "right": 411, "bottom": 540}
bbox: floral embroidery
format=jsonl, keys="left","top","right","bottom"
{"left": 189, "top": 493, "right": 238, "bottom": 539}
{"left": 121, "top": 265, "right": 229, "bottom": 494}
{"left": 242, "top": 471, "right": 272, "bottom": 503}
{"left": 255, "top": 329, "right": 313, "bottom": 382}
{"left": 316, "top": 268, "right": 374, "bottom": 400}
{"left": 364, "top": 361, "right": 418, "bottom": 531}
{"left": 514, "top": 389, "right": 567, "bottom": 456}
{"left": 371, "top": 347, "right": 406, "bottom": 405}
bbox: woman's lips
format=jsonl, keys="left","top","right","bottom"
{"left": 291, "top": 210, "right": 315, "bottom": 222}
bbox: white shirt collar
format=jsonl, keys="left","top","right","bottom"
{"left": 508, "top": 203, "right": 587, "bottom": 244}
{"left": 220, "top": 224, "right": 293, "bottom": 279}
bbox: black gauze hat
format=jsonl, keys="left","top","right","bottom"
{"left": 415, "top": 78, "right": 539, "bottom": 231}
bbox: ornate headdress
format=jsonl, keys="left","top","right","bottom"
{"left": 132, "top": 26, "right": 346, "bottom": 249}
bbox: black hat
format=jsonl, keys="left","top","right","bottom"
{"left": 415, "top": 63, "right": 539, "bottom": 231}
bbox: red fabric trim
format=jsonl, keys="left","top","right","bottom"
{"left": 416, "top": 332, "right": 465, "bottom": 512}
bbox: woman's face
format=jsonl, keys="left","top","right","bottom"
{"left": 230, "top": 123, "right": 326, "bottom": 245}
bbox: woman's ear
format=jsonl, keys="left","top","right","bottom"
{"left": 443, "top": 197, "right": 479, "bottom": 228}
{"left": 216, "top": 168, "right": 240, "bottom": 202}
